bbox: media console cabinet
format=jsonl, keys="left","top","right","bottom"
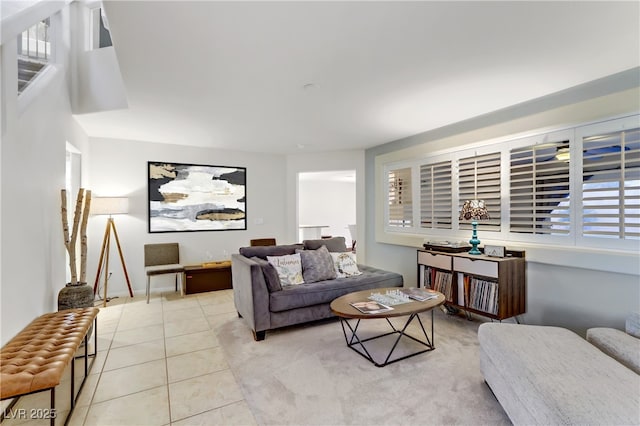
{"left": 417, "top": 248, "right": 525, "bottom": 321}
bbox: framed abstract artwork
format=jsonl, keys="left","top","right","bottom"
{"left": 148, "top": 161, "right": 246, "bottom": 232}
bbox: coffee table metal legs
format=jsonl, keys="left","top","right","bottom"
{"left": 338, "top": 310, "right": 435, "bottom": 367}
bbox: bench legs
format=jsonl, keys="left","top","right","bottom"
{"left": 50, "top": 388, "right": 55, "bottom": 426}
{"left": 67, "top": 316, "right": 99, "bottom": 425}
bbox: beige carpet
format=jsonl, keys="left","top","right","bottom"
{"left": 218, "top": 309, "right": 510, "bottom": 425}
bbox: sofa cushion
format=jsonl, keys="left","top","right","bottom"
{"left": 330, "top": 252, "right": 362, "bottom": 278}
{"left": 303, "top": 237, "right": 348, "bottom": 252}
{"left": 269, "top": 264, "right": 403, "bottom": 312}
{"left": 239, "top": 244, "right": 304, "bottom": 260}
{"left": 267, "top": 253, "right": 304, "bottom": 286}
{"left": 478, "top": 323, "right": 640, "bottom": 425}
{"left": 250, "top": 257, "right": 282, "bottom": 292}
{"left": 297, "top": 245, "right": 336, "bottom": 283}
{"left": 586, "top": 327, "right": 640, "bottom": 374}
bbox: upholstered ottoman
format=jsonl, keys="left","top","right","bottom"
{"left": 478, "top": 323, "right": 640, "bottom": 425}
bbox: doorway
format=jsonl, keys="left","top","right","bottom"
{"left": 297, "top": 170, "right": 356, "bottom": 247}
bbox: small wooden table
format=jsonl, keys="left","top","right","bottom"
{"left": 184, "top": 261, "right": 232, "bottom": 294}
{"left": 330, "top": 288, "right": 445, "bottom": 367}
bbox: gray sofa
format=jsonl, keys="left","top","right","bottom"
{"left": 232, "top": 238, "right": 403, "bottom": 341}
{"left": 478, "top": 313, "right": 640, "bottom": 425}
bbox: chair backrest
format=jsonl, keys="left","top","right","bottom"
{"left": 144, "top": 243, "right": 180, "bottom": 267}
{"left": 250, "top": 238, "right": 276, "bottom": 247}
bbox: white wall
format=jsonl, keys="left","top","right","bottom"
{"left": 298, "top": 178, "right": 356, "bottom": 243}
{"left": 70, "top": 3, "right": 128, "bottom": 114}
{"left": 86, "top": 137, "right": 288, "bottom": 297}
{"left": 365, "top": 72, "right": 640, "bottom": 335}
{"left": 1, "top": 4, "right": 86, "bottom": 344}
{"left": 286, "top": 150, "right": 366, "bottom": 260}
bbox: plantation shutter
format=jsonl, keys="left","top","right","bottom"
{"left": 458, "top": 152, "right": 501, "bottom": 231}
{"left": 582, "top": 127, "right": 640, "bottom": 239}
{"left": 388, "top": 167, "right": 412, "bottom": 228}
{"left": 510, "top": 141, "right": 571, "bottom": 235}
{"left": 420, "top": 161, "right": 452, "bottom": 229}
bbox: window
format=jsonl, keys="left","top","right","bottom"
{"left": 510, "top": 140, "right": 571, "bottom": 235}
{"left": 381, "top": 114, "right": 639, "bottom": 252}
{"left": 91, "top": 8, "right": 113, "bottom": 49}
{"left": 387, "top": 167, "right": 412, "bottom": 228}
{"left": 581, "top": 127, "right": 640, "bottom": 240}
{"left": 420, "top": 161, "right": 452, "bottom": 229}
{"left": 17, "top": 18, "right": 50, "bottom": 94}
{"left": 459, "top": 152, "right": 501, "bottom": 231}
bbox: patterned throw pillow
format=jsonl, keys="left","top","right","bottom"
{"left": 267, "top": 253, "right": 304, "bottom": 286}
{"left": 330, "top": 252, "right": 362, "bottom": 278}
{"left": 297, "top": 245, "right": 337, "bottom": 283}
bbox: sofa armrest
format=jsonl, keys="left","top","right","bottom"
{"left": 231, "top": 254, "right": 271, "bottom": 339}
{"left": 587, "top": 327, "right": 640, "bottom": 374}
{"left": 625, "top": 312, "right": 640, "bottom": 338}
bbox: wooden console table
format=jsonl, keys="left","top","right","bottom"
{"left": 417, "top": 248, "right": 526, "bottom": 321}
{"left": 184, "top": 261, "right": 232, "bottom": 294}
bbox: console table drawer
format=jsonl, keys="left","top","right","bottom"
{"left": 453, "top": 257, "right": 498, "bottom": 278}
{"left": 418, "top": 252, "right": 451, "bottom": 270}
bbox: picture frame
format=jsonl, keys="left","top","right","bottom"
{"left": 484, "top": 245, "right": 506, "bottom": 258}
{"left": 148, "top": 161, "right": 246, "bottom": 233}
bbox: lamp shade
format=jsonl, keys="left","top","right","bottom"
{"left": 459, "top": 199, "right": 490, "bottom": 221}
{"left": 91, "top": 197, "right": 129, "bottom": 215}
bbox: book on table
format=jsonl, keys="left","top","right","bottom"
{"left": 350, "top": 301, "right": 394, "bottom": 314}
{"left": 400, "top": 287, "right": 439, "bottom": 302}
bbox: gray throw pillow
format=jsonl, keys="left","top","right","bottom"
{"left": 303, "top": 236, "right": 348, "bottom": 252}
{"left": 296, "top": 245, "right": 337, "bottom": 283}
{"left": 250, "top": 256, "right": 282, "bottom": 292}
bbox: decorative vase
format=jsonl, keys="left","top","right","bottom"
{"left": 58, "top": 282, "right": 94, "bottom": 311}
{"left": 58, "top": 282, "right": 95, "bottom": 344}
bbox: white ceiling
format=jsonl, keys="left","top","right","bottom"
{"left": 74, "top": 1, "right": 640, "bottom": 154}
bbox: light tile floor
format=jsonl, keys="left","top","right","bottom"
{"left": 2, "top": 290, "right": 257, "bottom": 426}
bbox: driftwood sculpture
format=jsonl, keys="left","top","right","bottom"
{"left": 61, "top": 188, "right": 92, "bottom": 284}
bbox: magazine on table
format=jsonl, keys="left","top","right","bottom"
{"left": 350, "top": 301, "right": 394, "bottom": 314}
{"left": 400, "top": 287, "right": 439, "bottom": 302}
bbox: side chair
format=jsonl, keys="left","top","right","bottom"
{"left": 143, "top": 243, "right": 184, "bottom": 303}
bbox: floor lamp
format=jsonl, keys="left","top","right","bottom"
{"left": 92, "top": 197, "right": 134, "bottom": 306}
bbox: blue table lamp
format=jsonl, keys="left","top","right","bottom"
{"left": 459, "top": 200, "right": 490, "bottom": 255}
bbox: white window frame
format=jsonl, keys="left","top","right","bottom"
{"left": 381, "top": 114, "right": 640, "bottom": 253}
{"left": 384, "top": 162, "right": 415, "bottom": 232}
{"left": 574, "top": 115, "right": 640, "bottom": 252}
{"left": 419, "top": 159, "right": 454, "bottom": 231}
{"left": 505, "top": 129, "right": 575, "bottom": 246}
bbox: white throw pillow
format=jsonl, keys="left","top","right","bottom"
{"left": 330, "top": 252, "right": 362, "bottom": 278}
{"left": 267, "top": 253, "right": 304, "bottom": 286}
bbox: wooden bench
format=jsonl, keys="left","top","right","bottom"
{"left": 1, "top": 307, "right": 99, "bottom": 426}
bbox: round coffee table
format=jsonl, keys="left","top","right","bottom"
{"left": 330, "top": 287, "right": 445, "bottom": 367}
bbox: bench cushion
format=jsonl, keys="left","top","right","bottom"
{"left": 269, "top": 265, "right": 402, "bottom": 312}
{"left": 478, "top": 323, "right": 640, "bottom": 425}
{"left": 1, "top": 307, "right": 99, "bottom": 399}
